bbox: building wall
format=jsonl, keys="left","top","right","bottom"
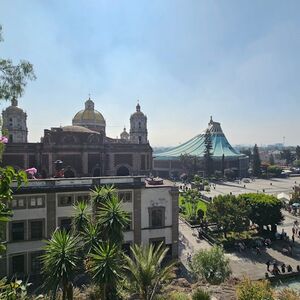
{"left": 0, "top": 176, "right": 178, "bottom": 278}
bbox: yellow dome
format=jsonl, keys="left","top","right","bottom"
{"left": 72, "top": 98, "right": 106, "bottom": 126}
{"left": 73, "top": 109, "right": 105, "bottom": 124}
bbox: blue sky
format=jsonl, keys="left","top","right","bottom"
{"left": 1, "top": 0, "right": 299, "bottom": 146}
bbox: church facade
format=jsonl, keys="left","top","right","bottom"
{"left": 1, "top": 98, "right": 152, "bottom": 178}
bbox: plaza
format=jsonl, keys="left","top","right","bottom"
{"left": 179, "top": 176, "right": 300, "bottom": 280}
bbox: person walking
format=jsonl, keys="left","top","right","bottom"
{"left": 266, "top": 260, "right": 270, "bottom": 271}
{"left": 292, "top": 234, "right": 295, "bottom": 243}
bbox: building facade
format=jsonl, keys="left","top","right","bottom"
{"left": 2, "top": 98, "right": 152, "bottom": 178}
{"left": 153, "top": 117, "right": 249, "bottom": 178}
{"left": 0, "top": 176, "right": 179, "bottom": 278}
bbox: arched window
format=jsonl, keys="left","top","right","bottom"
{"left": 138, "top": 121, "right": 141, "bottom": 129}
{"left": 116, "top": 166, "right": 130, "bottom": 176}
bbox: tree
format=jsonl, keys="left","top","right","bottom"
{"left": 252, "top": 144, "right": 261, "bottom": 177}
{"left": 238, "top": 193, "right": 284, "bottom": 232}
{"left": 204, "top": 129, "right": 213, "bottom": 177}
{"left": 0, "top": 167, "right": 27, "bottom": 254}
{"left": 190, "top": 246, "right": 231, "bottom": 284}
{"left": 267, "top": 165, "right": 282, "bottom": 178}
{"left": 269, "top": 153, "right": 275, "bottom": 165}
{"left": 96, "top": 194, "right": 129, "bottom": 245}
{"left": 206, "top": 195, "right": 249, "bottom": 238}
{"left": 72, "top": 200, "right": 91, "bottom": 234}
{"left": 280, "top": 149, "right": 294, "bottom": 166}
{"left": 123, "top": 243, "right": 175, "bottom": 300}
{"left": 0, "top": 25, "right": 36, "bottom": 101}
{"left": 296, "top": 145, "right": 300, "bottom": 160}
{"left": 41, "top": 230, "right": 80, "bottom": 300}
{"left": 236, "top": 277, "right": 274, "bottom": 300}
{"left": 87, "top": 242, "right": 123, "bottom": 300}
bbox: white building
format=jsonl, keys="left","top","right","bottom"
{"left": 0, "top": 176, "right": 178, "bottom": 278}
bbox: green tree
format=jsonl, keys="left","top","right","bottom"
{"left": 238, "top": 193, "right": 283, "bottom": 232}
{"left": 0, "top": 25, "right": 36, "bottom": 101}
{"left": 72, "top": 200, "right": 91, "bottom": 234}
{"left": 97, "top": 194, "right": 129, "bottom": 245}
{"left": 41, "top": 230, "right": 80, "bottom": 300}
{"left": 269, "top": 153, "right": 275, "bottom": 165}
{"left": 204, "top": 129, "right": 213, "bottom": 177}
{"left": 123, "top": 243, "right": 175, "bottom": 300}
{"left": 296, "top": 145, "right": 300, "bottom": 160}
{"left": 236, "top": 277, "right": 274, "bottom": 300}
{"left": 190, "top": 246, "right": 231, "bottom": 284}
{"left": 267, "top": 165, "right": 282, "bottom": 178}
{"left": 252, "top": 144, "right": 261, "bottom": 177}
{"left": 206, "top": 195, "right": 249, "bottom": 238}
{"left": 280, "top": 149, "right": 294, "bottom": 165}
{"left": 87, "top": 242, "right": 123, "bottom": 300}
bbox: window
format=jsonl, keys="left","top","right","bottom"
{"left": 58, "top": 195, "right": 74, "bottom": 206}
{"left": 124, "top": 213, "right": 132, "bottom": 231}
{"left": 11, "top": 254, "right": 25, "bottom": 275}
{"left": 118, "top": 191, "right": 132, "bottom": 203}
{"left": 76, "top": 194, "right": 90, "bottom": 202}
{"left": 11, "top": 222, "right": 25, "bottom": 241}
{"left": 138, "top": 122, "right": 141, "bottom": 129}
{"left": 29, "top": 196, "right": 44, "bottom": 208}
{"left": 29, "top": 220, "right": 43, "bottom": 240}
{"left": 30, "top": 251, "right": 43, "bottom": 274}
{"left": 12, "top": 197, "right": 26, "bottom": 209}
{"left": 149, "top": 207, "right": 165, "bottom": 228}
{"left": 59, "top": 218, "right": 72, "bottom": 232}
{"left": 138, "top": 136, "right": 142, "bottom": 144}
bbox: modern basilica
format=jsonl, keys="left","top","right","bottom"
{"left": 1, "top": 97, "right": 152, "bottom": 177}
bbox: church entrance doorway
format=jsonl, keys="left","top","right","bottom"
{"left": 116, "top": 166, "right": 130, "bottom": 176}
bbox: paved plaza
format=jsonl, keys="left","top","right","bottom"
{"left": 178, "top": 177, "right": 300, "bottom": 280}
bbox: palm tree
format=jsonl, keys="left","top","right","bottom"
{"left": 91, "top": 185, "right": 116, "bottom": 207}
{"left": 123, "top": 243, "right": 176, "bottom": 300}
{"left": 97, "top": 195, "right": 129, "bottom": 245}
{"left": 87, "top": 242, "right": 123, "bottom": 300}
{"left": 41, "top": 229, "right": 80, "bottom": 300}
{"left": 72, "top": 200, "right": 91, "bottom": 234}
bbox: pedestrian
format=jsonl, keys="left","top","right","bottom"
{"left": 298, "top": 230, "right": 300, "bottom": 238}
{"left": 281, "top": 263, "right": 286, "bottom": 273}
{"left": 266, "top": 260, "right": 270, "bottom": 271}
{"left": 292, "top": 227, "right": 295, "bottom": 235}
{"left": 292, "top": 234, "right": 295, "bottom": 243}
{"left": 287, "top": 265, "right": 293, "bottom": 272}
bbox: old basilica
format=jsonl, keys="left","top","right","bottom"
{"left": 1, "top": 97, "right": 152, "bottom": 178}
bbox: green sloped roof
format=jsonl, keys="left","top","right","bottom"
{"left": 154, "top": 118, "right": 245, "bottom": 160}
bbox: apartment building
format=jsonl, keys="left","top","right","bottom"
{"left": 0, "top": 176, "right": 178, "bottom": 278}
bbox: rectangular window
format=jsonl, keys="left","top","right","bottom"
{"left": 58, "top": 195, "right": 74, "bottom": 206}
{"left": 28, "top": 196, "right": 44, "bottom": 208}
{"left": 11, "top": 197, "right": 26, "bottom": 209}
{"left": 30, "top": 220, "right": 43, "bottom": 240}
{"left": 149, "top": 207, "right": 165, "bottom": 228}
{"left": 11, "top": 254, "right": 25, "bottom": 275}
{"left": 11, "top": 222, "right": 25, "bottom": 241}
{"left": 141, "top": 155, "right": 146, "bottom": 170}
{"left": 76, "top": 194, "right": 90, "bottom": 203}
{"left": 124, "top": 213, "right": 132, "bottom": 231}
{"left": 118, "top": 191, "right": 132, "bottom": 203}
{"left": 59, "top": 218, "right": 72, "bottom": 232}
{"left": 30, "top": 251, "right": 43, "bottom": 274}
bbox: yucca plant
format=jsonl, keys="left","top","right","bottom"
{"left": 96, "top": 195, "right": 129, "bottom": 245}
{"left": 123, "top": 243, "right": 176, "bottom": 300}
{"left": 41, "top": 230, "right": 80, "bottom": 300}
{"left": 87, "top": 242, "right": 123, "bottom": 300}
{"left": 72, "top": 200, "right": 91, "bottom": 234}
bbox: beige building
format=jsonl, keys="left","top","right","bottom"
{"left": 0, "top": 176, "right": 178, "bottom": 278}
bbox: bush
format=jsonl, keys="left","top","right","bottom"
{"left": 192, "top": 288, "right": 211, "bottom": 300}
{"left": 276, "top": 288, "right": 300, "bottom": 300}
{"left": 155, "top": 292, "right": 190, "bottom": 300}
{"left": 190, "top": 246, "right": 231, "bottom": 284}
{"left": 236, "top": 277, "right": 274, "bottom": 300}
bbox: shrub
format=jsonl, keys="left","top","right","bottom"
{"left": 276, "top": 288, "right": 300, "bottom": 300}
{"left": 236, "top": 277, "right": 274, "bottom": 300}
{"left": 192, "top": 288, "right": 211, "bottom": 300}
{"left": 190, "top": 246, "right": 231, "bottom": 284}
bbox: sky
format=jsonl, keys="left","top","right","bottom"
{"left": 0, "top": 0, "right": 300, "bottom": 147}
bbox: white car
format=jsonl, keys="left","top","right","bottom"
{"left": 242, "top": 178, "right": 251, "bottom": 183}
